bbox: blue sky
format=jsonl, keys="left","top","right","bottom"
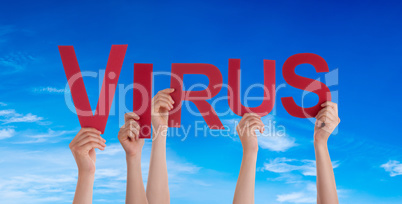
{"left": 1, "top": 0, "right": 402, "bottom": 203}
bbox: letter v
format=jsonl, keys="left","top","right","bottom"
{"left": 58, "top": 45, "right": 127, "bottom": 134}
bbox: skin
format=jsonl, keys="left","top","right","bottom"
{"left": 146, "top": 88, "right": 174, "bottom": 204}
{"left": 233, "top": 113, "right": 265, "bottom": 204}
{"left": 314, "top": 101, "right": 341, "bottom": 204}
{"left": 70, "top": 127, "right": 106, "bottom": 204}
{"left": 118, "top": 112, "right": 148, "bottom": 204}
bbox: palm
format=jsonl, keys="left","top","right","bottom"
{"left": 152, "top": 106, "right": 169, "bottom": 127}
{"left": 121, "top": 137, "right": 144, "bottom": 155}
{"left": 75, "top": 148, "right": 96, "bottom": 172}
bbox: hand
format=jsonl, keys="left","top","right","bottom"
{"left": 151, "top": 88, "right": 175, "bottom": 130}
{"left": 69, "top": 128, "right": 106, "bottom": 174}
{"left": 236, "top": 113, "right": 264, "bottom": 154}
{"left": 314, "top": 101, "right": 341, "bottom": 144}
{"left": 118, "top": 112, "right": 144, "bottom": 157}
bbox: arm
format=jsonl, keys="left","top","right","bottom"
{"left": 233, "top": 113, "right": 264, "bottom": 204}
{"left": 118, "top": 112, "right": 148, "bottom": 204}
{"left": 146, "top": 88, "right": 174, "bottom": 204}
{"left": 314, "top": 101, "right": 341, "bottom": 204}
{"left": 69, "top": 128, "right": 106, "bottom": 204}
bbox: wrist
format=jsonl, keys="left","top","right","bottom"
{"left": 152, "top": 125, "right": 168, "bottom": 141}
{"left": 314, "top": 131, "right": 329, "bottom": 144}
{"left": 314, "top": 139, "right": 328, "bottom": 149}
{"left": 78, "top": 169, "right": 95, "bottom": 178}
{"left": 153, "top": 123, "right": 168, "bottom": 133}
{"left": 243, "top": 149, "right": 258, "bottom": 158}
{"left": 126, "top": 152, "right": 141, "bottom": 161}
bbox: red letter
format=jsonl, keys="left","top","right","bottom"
{"left": 168, "top": 64, "right": 223, "bottom": 129}
{"left": 134, "top": 64, "right": 152, "bottom": 138}
{"left": 59, "top": 45, "right": 127, "bottom": 134}
{"left": 281, "top": 53, "right": 331, "bottom": 118}
{"left": 228, "top": 59, "right": 275, "bottom": 116}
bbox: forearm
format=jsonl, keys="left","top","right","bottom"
{"left": 233, "top": 151, "right": 257, "bottom": 204}
{"left": 146, "top": 127, "right": 170, "bottom": 204}
{"left": 314, "top": 140, "right": 338, "bottom": 204}
{"left": 126, "top": 154, "right": 148, "bottom": 204}
{"left": 73, "top": 171, "right": 95, "bottom": 204}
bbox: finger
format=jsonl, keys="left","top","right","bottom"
{"left": 321, "top": 101, "right": 337, "bottom": 112}
{"left": 75, "top": 128, "right": 101, "bottom": 140}
{"left": 135, "top": 129, "right": 140, "bottom": 140}
{"left": 155, "top": 101, "right": 173, "bottom": 111}
{"left": 129, "top": 120, "right": 140, "bottom": 129}
{"left": 128, "top": 128, "right": 139, "bottom": 139}
{"left": 155, "top": 97, "right": 174, "bottom": 109}
{"left": 243, "top": 113, "right": 261, "bottom": 120}
{"left": 118, "top": 127, "right": 128, "bottom": 140}
{"left": 246, "top": 117, "right": 264, "bottom": 127}
{"left": 316, "top": 115, "right": 335, "bottom": 127}
{"left": 71, "top": 129, "right": 102, "bottom": 146}
{"left": 240, "top": 113, "right": 261, "bottom": 124}
{"left": 156, "top": 93, "right": 175, "bottom": 104}
{"left": 158, "top": 88, "right": 175, "bottom": 94}
{"left": 156, "top": 96, "right": 174, "bottom": 109}
{"left": 243, "top": 117, "right": 264, "bottom": 132}
{"left": 316, "top": 108, "right": 336, "bottom": 121}
{"left": 248, "top": 120, "right": 265, "bottom": 133}
{"left": 81, "top": 141, "right": 105, "bottom": 151}
{"left": 129, "top": 121, "right": 140, "bottom": 134}
{"left": 77, "top": 136, "right": 106, "bottom": 147}
{"left": 76, "top": 133, "right": 105, "bottom": 144}
{"left": 125, "top": 112, "right": 140, "bottom": 122}
{"left": 244, "top": 115, "right": 263, "bottom": 125}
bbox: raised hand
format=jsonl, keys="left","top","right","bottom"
{"left": 233, "top": 113, "right": 264, "bottom": 204}
{"left": 151, "top": 88, "right": 174, "bottom": 130}
{"left": 118, "top": 112, "right": 144, "bottom": 157}
{"left": 146, "top": 88, "right": 174, "bottom": 204}
{"left": 69, "top": 128, "right": 106, "bottom": 174}
{"left": 236, "top": 113, "right": 265, "bottom": 154}
{"left": 314, "top": 101, "right": 340, "bottom": 204}
{"left": 119, "top": 112, "right": 148, "bottom": 204}
{"left": 314, "top": 101, "right": 341, "bottom": 144}
{"left": 69, "top": 127, "right": 106, "bottom": 204}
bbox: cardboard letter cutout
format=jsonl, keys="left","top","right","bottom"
{"left": 228, "top": 59, "right": 275, "bottom": 116}
{"left": 281, "top": 53, "right": 331, "bottom": 118}
{"left": 168, "top": 64, "right": 224, "bottom": 129}
{"left": 59, "top": 45, "right": 127, "bottom": 134}
{"left": 133, "top": 64, "right": 152, "bottom": 138}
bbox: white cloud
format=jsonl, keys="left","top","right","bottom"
{"left": 97, "top": 143, "right": 125, "bottom": 156}
{"left": 0, "top": 109, "right": 16, "bottom": 116}
{"left": 261, "top": 157, "right": 340, "bottom": 176}
{"left": 257, "top": 116, "right": 297, "bottom": 152}
{"left": 222, "top": 115, "right": 297, "bottom": 152}
{"left": 0, "top": 109, "right": 43, "bottom": 124}
{"left": 276, "top": 182, "right": 317, "bottom": 203}
{"left": 381, "top": 160, "right": 402, "bottom": 177}
{"left": 0, "top": 52, "right": 35, "bottom": 74}
{"left": 258, "top": 135, "right": 297, "bottom": 152}
{"left": 277, "top": 192, "right": 316, "bottom": 203}
{"left": 0, "top": 102, "right": 7, "bottom": 106}
{"left": 0, "top": 141, "right": 217, "bottom": 203}
{"left": 33, "top": 87, "right": 69, "bottom": 94}
{"left": 275, "top": 182, "right": 347, "bottom": 203}
{"left": 12, "top": 129, "right": 76, "bottom": 144}
{"left": 0, "top": 128, "right": 15, "bottom": 139}
{"left": 2, "top": 113, "right": 43, "bottom": 123}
